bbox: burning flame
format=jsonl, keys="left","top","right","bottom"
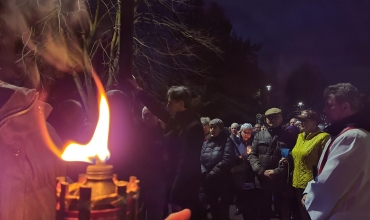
{"left": 61, "top": 70, "right": 110, "bottom": 163}
{"left": 61, "top": 96, "right": 110, "bottom": 163}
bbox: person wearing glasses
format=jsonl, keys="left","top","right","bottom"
{"left": 249, "top": 108, "right": 296, "bottom": 220}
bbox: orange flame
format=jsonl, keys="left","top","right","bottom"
{"left": 61, "top": 70, "right": 110, "bottom": 163}
{"left": 38, "top": 68, "right": 110, "bottom": 163}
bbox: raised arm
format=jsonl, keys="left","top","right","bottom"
{"left": 136, "top": 89, "right": 170, "bottom": 123}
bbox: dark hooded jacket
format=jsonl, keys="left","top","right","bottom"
{"left": 200, "top": 130, "right": 236, "bottom": 201}
{"left": 0, "top": 82, "right": 65, "bottom": 220}
{"left": 248, "top": 125, "right": 295, "bottom": 189}
{"left": 136, "top": 90, "right": 204, "bottom": 209}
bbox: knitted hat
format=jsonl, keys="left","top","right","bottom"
{"left": 209, "top": 118, "right": 224, "bottom": 130}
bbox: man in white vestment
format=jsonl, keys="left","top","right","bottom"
{"left": 302, "top": 83, "right": 370, "bottom": 220}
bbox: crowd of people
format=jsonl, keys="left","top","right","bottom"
{"left": 126, "top": 81, "right": 370, "bottom": 220}
{"left": 1, "top": 79, "right": 370, "bottom": 220}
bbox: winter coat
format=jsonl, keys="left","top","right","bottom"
{"left": 236, "top": 140, "right": 257, "bottom": 189}
{"left": 248, "top": 126, "right": 295, "bottom": 189}
{"left": 201, "top": 131, "right": 236, "bottom": 202}
{"left": 0, "top": 82, "right": 65, "bottom": 220}
{"left": 291, "top": 128, "right": 330, "bottom": 189}
{"left": 136, "top": 90, "right": 204, "bottom": 209}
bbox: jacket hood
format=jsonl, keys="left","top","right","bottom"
{"left": 0, "top": 82, "right": 52, "bottom": 121}
{"left": 325, "top": 113, "right": 370, "bottom": 136}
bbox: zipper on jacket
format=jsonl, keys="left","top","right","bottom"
{"left": 0, "top": 95, "right": 36, "bottom": 128}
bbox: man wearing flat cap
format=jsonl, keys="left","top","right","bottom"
{"left": 249, "top": 107, "right": 295, "bottom": 220}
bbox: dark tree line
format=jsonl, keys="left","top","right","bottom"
{"left": 0, "top": 0, "right": 270, "bottom": 125}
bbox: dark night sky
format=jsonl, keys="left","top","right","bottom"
{"left": 215, "top": 0, "right": 370, "bottom": 93}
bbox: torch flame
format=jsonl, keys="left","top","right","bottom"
{"left": 61, "top": 95, "right": 110, "bottom": 163}
{"left": 61, "top": 69, "right": 110, "bottom": 163}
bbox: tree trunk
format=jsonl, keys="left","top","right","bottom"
{"left": 118, "top": 0, "right": 134, "bottom": 84}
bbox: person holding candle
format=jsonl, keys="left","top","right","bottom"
{"left": 233, "top": 123, "right": 259, "bottom": 220}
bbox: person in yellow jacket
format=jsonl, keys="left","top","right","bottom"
{"left": 291, "top": 110, "right": 330, "bottom": 220}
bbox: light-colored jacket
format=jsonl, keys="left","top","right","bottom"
{"left": 0, "top": 82, "right": 65, "bottom": 220}
{"left": 304, "top": 128, "right": 370, "bottom": 220}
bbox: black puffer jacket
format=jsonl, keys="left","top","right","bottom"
{"left": 201, "top": 130, "right": 236, "bottom": 200}
{"left": 249, "top": 125, "right": 295, "bottom": 189}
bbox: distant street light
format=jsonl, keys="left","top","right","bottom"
{"left": 266, "top": 85, "right": 271, "bottom": 91}
{"left": 298, "top": 102, "right": 303, "bottom": 107}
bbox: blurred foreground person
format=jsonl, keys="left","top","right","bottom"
{"left": 291, "top": 110, "right": 330, "bottom": 220}
{"left": 165, "top": 209, "right": 191, "bottom": 220}
{"left": 200, "top": 119, "right": 236, "bottom": 220}
{"left": 48, "top": 100, "right": 85, "bottom": 144}
{"left": 48, "top": 99, "right": 87, "bottom": 182}
{"left": 0, "top": 81, "right": 65, "bottom": 220}
{"left": 107, "top": 90, "right": 166, "bottom": 220}
{"left": 302, "top": 83, "right": 370, "bottom": 220}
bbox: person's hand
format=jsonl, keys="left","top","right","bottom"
{"left": 126, "top": 75, "right": 143, "bottom": 93}
{"left": 264, "top": 169, "right": 275, "bottom": 179}
{"left": 165, "top": 209, "right": 191, "bottom": 220}
{"left": 301, "top": 194, "right": 307, "bottom": 207}
{"left": 279, "top": 157, "right": 288, "bottom": 165}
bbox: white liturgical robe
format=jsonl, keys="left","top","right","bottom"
{"left": 304, "top": 128, "right": 370, "bottom": 220}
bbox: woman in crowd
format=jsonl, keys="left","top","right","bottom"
{"left": 200, "top": 119, "right": 236, "bottom": 220}
{"left": 291, "top": 110, "right": 330, "bottom": 220}
{"left": 233, "top": 123, "right": 259, "bottom": 220}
